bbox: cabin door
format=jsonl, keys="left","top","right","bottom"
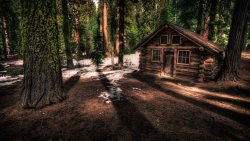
{"left": 163, "top": 51, "right": 174, "bottom": 77}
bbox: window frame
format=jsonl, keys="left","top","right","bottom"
{"left": 172, "top": 35, "right": 181, "bottom": 45}
{"left": 160, "top": 35, "right": 169, "bottom": 45}
{"left": 151, "top": 49, "right": 161, "bottom": 62}
{"left": 177, "top": 50, "right": 191, "bottom": 65}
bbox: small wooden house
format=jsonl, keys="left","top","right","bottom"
{"left": 137, "top": 23, "right": 225, "bottom": 82}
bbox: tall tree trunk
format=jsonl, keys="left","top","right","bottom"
{"left": 103, "top": 0, "right": 110, "bottom": 57}
{"left": 218, "top": 0, "right": 250, "bottom": 81}
{"left": 20, "top": 0, "right": 65, "bottom": 108}
{"left": 208, "top": 0, "right": 219, "bottom": 41}
{"left": 1, "top": 16, "right": 10, "bottom": 59}
{"left": 99, "top": 0, "right": 104, "bottom": 53}
{"left": 242, "top": 10, "right": 249, "bottom": 50}
{"left": 62, "top": 0, "right": 74, "bottom": 69}
{"left": 115, "top": 0, "right": 120, "bottom": 56}
{"left": 72, "top": 1, "right": 83, "bottom": 60}
{"left": 196, "top": 0, "right": 204, "bottom": 34}
{"left": 118, "top": 0, "right": 125, "bottom": 67}
{"left": 202, "top": 0, "right": 212, "bottom": 39}
{"left": 247, "top": 18, "right": 250, "bottom": 50}
{"left": 124, "top": 30, "right": 127, "bottom": 48}
{"left": 85, "top": 0, "right": 91, "bottom": 57}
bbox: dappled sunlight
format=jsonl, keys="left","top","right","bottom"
{"left": 242, "top": 51, "right": 250, "bottom": 59}
{"left": 160, "top": 81, "right": 250, "bottom": 116}
{"left": 4, "top": 60, "right": 23, "bottom": 66}
{"left": 130, "top": 88, "right": 158, "bottom": 102}
{"left": 77, "top": 98, "right": 116, "bottom": 117}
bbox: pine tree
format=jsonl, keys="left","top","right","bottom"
{"left": 218, "top": 0, "right": 250, "bottom": 81}
{"left": 71, "top": 0, "right": 83, "bottom": 60}
{"left": 103, "top": 0, "right": 110, "bottom": 57}
{"left": 208, "top": 0, "right": 219, "bottom": 41}
{"left": 20, "top": 0, "right": 65, "bottom": 108}
{"left": 118, "top": 0, "right": 125, "bottom": 66}
{"left": 0, "top": 0, "right": 13, "bottom": 58}
{"left": 62, "top": 0, "right": 74, "bottom": 69}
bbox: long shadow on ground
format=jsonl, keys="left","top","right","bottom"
{"left": 97, "top": 69, "right": 167, "bottom": 140}
{"left": 63, "top": 71, "right": 81, "bottom": 93}
{"left": 131, "top": 73, "right": 250, "bottom": 128}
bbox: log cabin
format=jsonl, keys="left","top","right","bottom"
{"left": 137, "top": 23, "right": 225, "bottom": 82}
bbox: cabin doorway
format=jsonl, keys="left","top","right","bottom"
{"left": 163, "top": 51, "right": 174, "bottom": 77}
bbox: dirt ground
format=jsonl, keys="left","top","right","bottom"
{"left": 0, "top": 52, "right": 250, "bottom": 141}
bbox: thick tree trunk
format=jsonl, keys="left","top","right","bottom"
{"left": 72, "top": 1, "right": 83, "bottom": 60}
{"left": 1, "top": 16, "right": 10, "bottom": 59}
{"left": 62, "top": 0, "right": 74, "bottom": 69}
{"left": 20, "top": 0, "right": 65, "bottom": 108}
{"left": 202, "top": 0, "right": 212, "bottom": 39}
{"left": 118, "top": 0, "right": 125, "bottom": 67}
{"left": 218, "top": 0, "right": 250, "bottom": 81}
{"left": 208, "top": 0, "right": 219, "bottom": 41}
{"left": 103, "top": 0, "right": 110, "bottom": 57}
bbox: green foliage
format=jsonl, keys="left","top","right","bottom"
{"left": 91, "top": 12, "right": 104, "bottom": 65}
{"left": 1, "top": 0, "right": 238, "bottom": 61}
{"left": 176, "top": 0, "right": 199, "bottom": 30}
{"left": 0, "top": 0, "right": 22, "bottom": 57}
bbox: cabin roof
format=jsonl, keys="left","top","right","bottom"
{"left": 136, "top": 23, "right": 225, "bottom": 53}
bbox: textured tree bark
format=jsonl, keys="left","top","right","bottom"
{"left": 1, "top": 16, "right": 10, "bottom": 59}
{"left": 208, "top": 0, "right": 219, "bottom": 41}
{"left": 20, "top": 0, "right": 65, "bottom": 108}
{"left": 115, "top": 0, "right": 120, "bottom": 56}
{"left": 118, "top": 0, "right": 125, "bottom": 67}
{"left": 218, "top": 0, "right": 250, "bottom": 81}
{"left": 202, "top": 0, "right": 212, "bottom": 39}
{"left": 99, "top": 0, "right": 104, "bottom": 53}
{"left": 124, "top": 30, "right": 127, "bottom": 48}
{"left": 72, "top": 1, "right": 83, "bottom": 60}
{"left": 62, "top": 0, "right": 74, "bottom": 69}
{"left": 196, "top": 0, "right": 204, "bottom": 34}
{"left": 103, "top": 0, "right": 110, "bottom": 57}
{"left": 242, "top": 10, "right": 249, "bottom": 50}
{"left": 85, "top": 0, "right": 91, "bottom": 57}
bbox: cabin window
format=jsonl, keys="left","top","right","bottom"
{"left": 177, "top": 50, "right": 190, "bottom": 64}
{"left": 152, "top": 49, "right": 161, "bottom": 62}
{"left": 160, "top": 35, "right": 168, "bottom": 44}
{"left": 172, "top": 35, "right": 181, "bottom": 44}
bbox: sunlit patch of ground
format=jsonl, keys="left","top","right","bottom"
{"left": 0, "top": 51, "right": 250, "bottom": 140}
{"left": 242, "top": 51, "right": 250, "bottom": 59}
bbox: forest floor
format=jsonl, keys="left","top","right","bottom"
{"left": 0, "top": 51, "right": 250, "bottom": 141}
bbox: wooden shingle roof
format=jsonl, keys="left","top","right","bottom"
{"left": 136, "top": 23, "right": 225, "bottom": 53}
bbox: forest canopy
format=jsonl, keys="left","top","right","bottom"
{"left": 1, "top": 0, "right": 249, "bottom": 61}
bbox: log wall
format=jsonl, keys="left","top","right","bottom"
{"left": 139, "top": 27, "right": 223, "bottom": 82}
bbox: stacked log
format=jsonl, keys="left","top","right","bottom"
{"left": 203, "top": 56, "right": 219, "bottom": 81}
{"left": 197, "top": 55, "right": 205, "bottom": 82}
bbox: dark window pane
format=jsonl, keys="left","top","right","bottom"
{"left": 161, "top": 36, "right": 168, "bottom": 44}
{"left": 172, "top": 36, "right": 180, "bottom": 44}
{"left": 152, "top": 50, "right": 160, "bottom": 61}
{"left": 178, "top": 50, "right": 190, "bottom": 64}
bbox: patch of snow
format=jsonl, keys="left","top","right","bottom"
{"left": 97, "top": 69, "right": 134, "bottom": 103}
{"left": 132, "top": 87, "right": 142, "bottom": 91}
{"left": 6, "top": 60, "right": 23, "bottom": 66}
{"left": 123, "top": 51, "right": 140, "bottom": 69}
{"left": 0, "top": 75, "right": 23, "bottom": 87}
